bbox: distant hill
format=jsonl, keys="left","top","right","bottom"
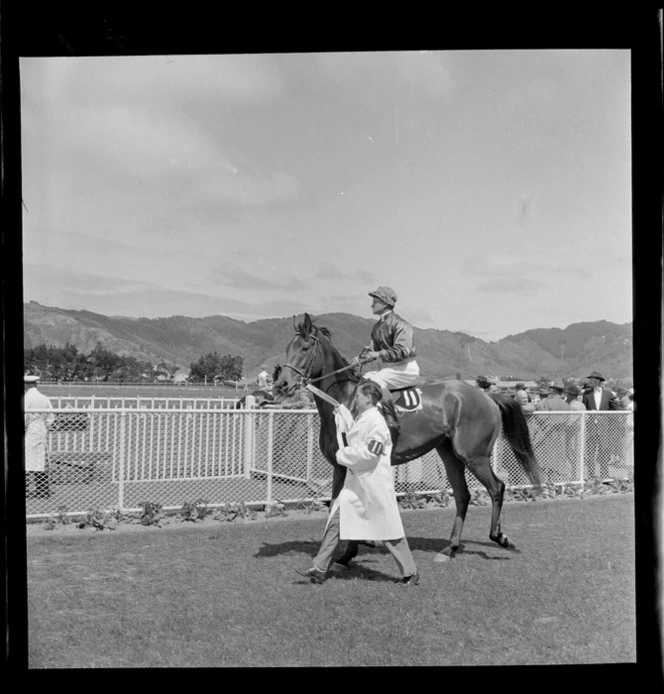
{"left": 23, "top": 301, "right": 633, "bottom": 381}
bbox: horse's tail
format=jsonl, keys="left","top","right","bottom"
{"left": 491, "top": 394, "right": 542, "bottom": 490}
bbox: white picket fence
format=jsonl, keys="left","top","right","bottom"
{"left": 48, "top": 396, "right": 239, "bottom": 410}
{"left": 24, "top": 406, "right": 634, "bottom": 519}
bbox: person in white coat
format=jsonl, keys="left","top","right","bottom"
{"left": 295, "top": 381, "right": 419, "bottom": 585}
{"left": 24, "top": 374, "right": 55, "bottom": 498}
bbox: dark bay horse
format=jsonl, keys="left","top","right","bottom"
{"left": 273, "top": 313, "right": 542, "bottom": 564}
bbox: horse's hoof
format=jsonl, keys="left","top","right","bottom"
{"left": 433, "top": 552, "right": 452, "bottom": 563}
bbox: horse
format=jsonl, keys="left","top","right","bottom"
{"left": 273, "top": 313, "right": 542, "bottom": 565}
{"left": 235, "top": 390, "right": 274, "bottom": 409}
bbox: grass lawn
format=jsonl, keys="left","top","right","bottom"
{"left": 26, "top": 493, "right": 636, "bottom": 668}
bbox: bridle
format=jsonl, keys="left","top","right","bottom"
{"left": 281, "top": 333, "right": 321, "bottom": 382}
{"left": 281, "top": 331, "right": 359, "bottom": 387}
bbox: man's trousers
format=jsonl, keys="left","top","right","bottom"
{"left": 313, "top": 507, "right": 416, "bottom": 578}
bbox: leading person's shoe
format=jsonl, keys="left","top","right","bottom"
{"left": 401, "top": 570, "right": 420, "bottom": 586}
{"left": 294, "top": 566, "right": 327, "bottom": 584}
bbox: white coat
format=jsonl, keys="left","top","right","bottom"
{"left": 24, "top": 387, "right": 54, "bottom": 472}
{"left": 332, "top": 406, "right": 405, "bottom": 541}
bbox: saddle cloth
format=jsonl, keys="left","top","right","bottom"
{"left": 391, "top": 386, "right": 423, "bottom": 413}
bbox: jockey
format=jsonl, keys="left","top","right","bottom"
{"left": 351, "top": 286, "right": 420, "bottom": 435}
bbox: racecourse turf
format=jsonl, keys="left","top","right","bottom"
{"left": 25, "top": 493, "right": 637, "bottom": 667}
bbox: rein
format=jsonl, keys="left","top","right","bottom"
{"left": 307, "top": 363, "right": 359, "bottom": 384}
{"left": 282, "top": 331, "right": 361, "bottom": 386}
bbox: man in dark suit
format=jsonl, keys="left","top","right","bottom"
{"left": 582, "top": 371, "right": 618, "bottom": 478}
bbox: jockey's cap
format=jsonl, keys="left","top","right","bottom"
{"left": 24, "top": 374, "right": 40, "bottom": 383}
{"left": 368, "top": 286, "right": 397, "bottom": 307}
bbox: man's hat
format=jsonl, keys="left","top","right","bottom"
{"left": 368, "top": 286, "right": 397, "bottom": 308}
{"left": 515, "top": 383, "right": 526, "bottom": 390}
{"left": 550, "top": 381, "right": 565, "bottom": 391}
{"left": 565, "top": 385, "right": 581, "bottom": 396}
{"left": 587, "top": 371, "right": 605, "bottom": 381}
{"left": 476, "top": 375, "right": 494, "bottom": 387}
{"left": 24, "top": 374, "right": 40, "bottom": 383}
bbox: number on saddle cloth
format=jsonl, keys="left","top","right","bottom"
{"left": 391, "top": 386, "right": 423, "bottom": 413}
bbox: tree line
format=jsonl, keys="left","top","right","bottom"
{"left": 24, "top": 343, "right": 244, "bottom": 384}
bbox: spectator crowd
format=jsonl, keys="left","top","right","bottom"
{"left": 474, "top": 372, "right": 634, "bottom": 412}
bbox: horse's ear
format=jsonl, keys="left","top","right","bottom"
{"left": 303, "top": 313, "right": 313, "bottom": 333}
{"left": 292, "top": 315, "right": 299, "bottom": 332}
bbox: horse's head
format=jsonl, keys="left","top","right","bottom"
{"left": 273, "top": 313, "right": 322, "bottom": 397}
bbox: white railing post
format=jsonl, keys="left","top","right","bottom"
{"left": 306, "top": 413, "right": 314, "bottom": 484}
{"left": 243, "top": 395, "right": 256, "bottom": 479}
{"left": 118, "top": 411, "right": 127, "bottom": 511}
{"left": 578, "top": 412, "right": 586, "bottom": 484}
{"left": 266, "top": 411, "right": 274, "bottom": 503}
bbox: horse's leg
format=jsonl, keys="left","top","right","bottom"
{"left": 435, "top": 442, "right": 470, "bottom": 562}
{"left": 465, "top": 451, "right": 511, "bottom": 550}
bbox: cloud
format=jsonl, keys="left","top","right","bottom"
{"left": 21, "top": 55, "right": 286, "bottom": 108}
{"left": 315, "top": 51, "right": 454, "bottom": 99}
{"left": 194, "top": 169, "right": 300, "bottom": 208}
{"left": 21, "top": 62, "right": 301, "bottom": 216}
{"left": 398, "top": 52, "right": 455, "bottom": 99}
{"left": 357, "top": 270, "right": 376, "bottom": 284}
{"left": 23, "top": 264, "right": 312, "bottom": 322}
{"left": 315, "top": 262, "right": 347, "bottom": 280}
{"left": 506, "top": 77, "right": 564, "bottom": 112}
{"left": 477, "top": 279, "right": 548, "bottom": 294}
{"left": 464, "top": 252, "right": 591, "bottom": 280}
{"left": 209, "top": 262, "right": 309, "bottom": 292}
{"left": 314, "top": 263, "right": 376, "bottom": 285}
{"left": 23, "top": 263, "right": 153, "bottom": 295}
{"left": 406, "top": 307, "right": 435, "bottom": 324}
{"left": 56, "top": 103, "right": 301, "bottom": 209}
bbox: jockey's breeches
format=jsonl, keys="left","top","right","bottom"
{"left": 364, "top": 359, "right": 420, "bottom": 390}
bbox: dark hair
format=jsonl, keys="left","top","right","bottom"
{"left": 357, "top": 380, "right": 383, "bottom": 405}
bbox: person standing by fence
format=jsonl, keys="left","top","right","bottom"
{"left": 532, "top": 382, "right": 570, "bottom": 482}
{"left": 564, "top": 385, "right": 586, "bottom": 480}
{"left": 24, "top": 374, "right": 55, "bottom": 498}
{"left": 581, "top": 371, "right": 618, "bottom": 478}
{"left": 257, "top": 365, "right": 272, "bottom": 391}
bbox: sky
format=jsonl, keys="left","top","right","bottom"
{"left": 19, "top": 50, "right": 632, "bottom": 342}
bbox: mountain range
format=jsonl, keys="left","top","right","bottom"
{"left": 23, "top": 301, "right": 633, "bottom": 382}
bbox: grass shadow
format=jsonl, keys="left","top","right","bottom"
{"left": 255, "top": 539, "right": 320, "bottom": 558}
{"left": 292, "top": 559, "right": 403, "bottom": 585}
{"left": 407, "top": 536, "right": 522, "bottom": 559}
{"left": 257, "top": 536, "right": 520, "bottom": 563}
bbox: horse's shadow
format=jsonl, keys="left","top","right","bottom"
{"left": 255, "top": 536, "right": 520, "bottom": 565}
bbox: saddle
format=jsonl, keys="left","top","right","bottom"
{"left": 389, "top": 385, "right": 424, "bottom": 413}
